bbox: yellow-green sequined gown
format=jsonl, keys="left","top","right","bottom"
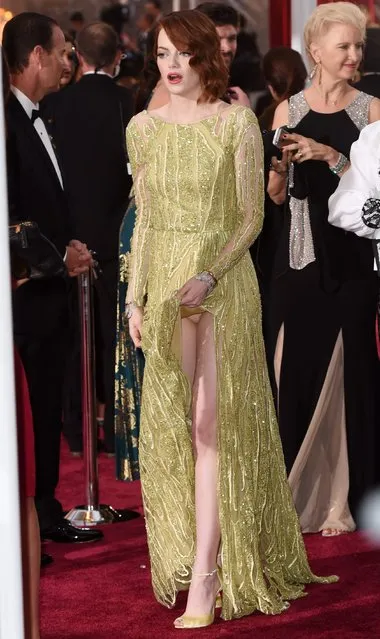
{"left": 126, "top": 105, "right": 336, "bottom": 621}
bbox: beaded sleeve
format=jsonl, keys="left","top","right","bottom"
{"left": 208, "top": 109, "right": 264, "bottom": 281}
{"left": 125, "top": 118, "right": 151, "bottom": 307}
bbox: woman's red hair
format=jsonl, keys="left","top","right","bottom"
{"left": 156, "top": 10, "right": 228, "bottom": 103}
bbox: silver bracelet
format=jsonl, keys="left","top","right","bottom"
{"left": 195, "top": 271, "right": 217, "bottom": 294}
{"left": 125, "top": 301, "right": 138, "bottom": 319}
{"left": 329, "top": 153, "right": 349, "bottom": 176}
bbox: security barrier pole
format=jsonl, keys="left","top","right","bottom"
{"left": 66, "top": 267, "right": 139, "bottom": 526}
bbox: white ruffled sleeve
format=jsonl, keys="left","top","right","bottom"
{"left": 328, "top": 121, "right": 380, "bottom": 239}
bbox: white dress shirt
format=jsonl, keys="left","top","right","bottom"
{"left": 328, "top": 121, "right": 380, "bottom": 240}
{"left": 82, "top": 70, "right": 113, "bottom": 78}
{"left": 11, "top": 85, "right": 63, "bottom": 189}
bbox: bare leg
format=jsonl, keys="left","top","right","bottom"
{"left": 180, "top": 312, "right": 220, "bottom": 618}
{"left": 21, "top": 497, "right": 41, "bottom": 639}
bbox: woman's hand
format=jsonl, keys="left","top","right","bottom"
{"left": 282, "top": 132, "right": 339, "bottom": 165}
{"left": 270, "top": 148, "right": 292, "bottom": 175}
{"left": 268, "top": 148, "right": 292, "bottom": 205}
{"left": 129, "top": 307, "right": 144, "bottom": 348}
{"left": 177, "top": 277, "right": 209, "bottom": 307}
{"left": 14, "top": 278, "right": 29, "bottom": 288}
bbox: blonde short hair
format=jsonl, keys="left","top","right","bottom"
{"left": 304, "top": 1, "right": 366, "bottom": 64}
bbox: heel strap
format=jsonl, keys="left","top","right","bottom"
{"left": 192, "top": 568, "right": 217, "bottom": 577}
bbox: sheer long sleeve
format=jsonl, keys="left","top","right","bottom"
{"left": 126, "top": 118, "right": 151, "bottom": 307}
{"left": 328, "top": 121, "right": 380, "bottom": 239}
{"left": 208, "top": 109, "right": 264, "bottom": 280}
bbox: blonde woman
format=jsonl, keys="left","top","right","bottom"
{"left": 266, "top": 2, "right": 380, "bottom": 537}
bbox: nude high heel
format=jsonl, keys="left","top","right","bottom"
{"left": 174, "top": 568, "right": 220, "bottom": 629}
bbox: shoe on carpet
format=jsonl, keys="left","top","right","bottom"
{"left": 41, "top": 552, "right": 53, "bottom": 568}
{"left": 41, "top": 519, "right": 103, "bottom": 543}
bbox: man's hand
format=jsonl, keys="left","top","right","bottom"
{"left": 227, "top": 86, "right": 251, "bottom": 107}
{"left": 65, "top": 239, "right": 93, "bottom": 277}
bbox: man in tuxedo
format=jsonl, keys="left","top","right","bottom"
{"left": 197, "top": 2, "right": 251, "bottom": 107}
{"left": 3, "top": 12, "right": 103, "bottom": 550}
{"left": 51, "top": 22, "right": 134, "bottom": 454}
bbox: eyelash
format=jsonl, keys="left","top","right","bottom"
{"left": 157, "top": 51, "right": 192, "bottom": 58}
{"left": 339, "top": 44, "right": 363, "bottom": 50}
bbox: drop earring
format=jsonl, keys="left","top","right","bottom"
{"left": 309, "top": 63, "right": 318, "bottom": 81}
{"left": 318, "top": 63, "right": 322, "bottom": 86}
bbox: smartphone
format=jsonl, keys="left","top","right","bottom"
{"left": 273, "top": 126, "right": 293, "bottom": 149}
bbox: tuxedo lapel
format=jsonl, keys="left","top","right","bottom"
{"left": 8, "top": 94, "right": 64, "bottom": 193}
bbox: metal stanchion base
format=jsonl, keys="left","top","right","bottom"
{"left": 65, "top": 504, "right": 140, "bottom": 527}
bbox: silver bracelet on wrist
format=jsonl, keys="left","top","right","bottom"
{"left": 329, "top": 153, "right": 348, "bottom": 176}
{"left": 125, "top": 301, "right": 138, "bottom": 319}
{"left": 195, "top": 271, "right": 217, "bottom": 294}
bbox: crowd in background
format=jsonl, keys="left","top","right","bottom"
{"left": 4, "top": 1, "right": 380, "bottom": 637}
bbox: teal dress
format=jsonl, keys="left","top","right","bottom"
{"left": 115, "top": 196, "right": 144, "bottom": 481}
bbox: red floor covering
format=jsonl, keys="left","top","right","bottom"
{"left": 40, "top": 444, "right": 380, "bottom": 639}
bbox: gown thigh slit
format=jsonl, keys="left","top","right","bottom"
{"left": 126, "top": 105, "right": 337, "bottom": 622}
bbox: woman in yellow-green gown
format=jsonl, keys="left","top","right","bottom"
{"left": 124, "top": 10, "right": 336, "bottom": 627}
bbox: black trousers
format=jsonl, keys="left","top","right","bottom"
{"left": 16, "top": 329, "right": 68, "bottom": 532}
{"left": 94, "top": 259, "right": 118, "bottom": 452}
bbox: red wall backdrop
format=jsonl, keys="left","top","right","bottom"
{"left": 317, "top": 0, "right": 375, "bottom": 21}
{"left": 269, "top": 0, "right": 376, "bottom": 48}
{"left": 269, "top": 0, "right": 291, "bottom": 47}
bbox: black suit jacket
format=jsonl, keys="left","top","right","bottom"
{"left": 6, "top": 93, "right": 72, "bottom": 337}
{"left": 47, "top": 74, "right": 134, "bottom": 262}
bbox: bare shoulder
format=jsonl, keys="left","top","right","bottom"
{"left": 369, "top": 96, "right": 380, "bottom": 124}
{"left": 272, "top": 99, "right": 289, "bottom": 129}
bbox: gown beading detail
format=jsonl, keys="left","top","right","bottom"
{"left": 126, "top": 104, "right": 337, "bottom": 620}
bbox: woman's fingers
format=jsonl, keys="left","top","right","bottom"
{"left": 130, "top": 328, "right": 141, "bottom": 348}
{"left": 129, "top": 315, "right": 142, "bottom": 348}
{"left": 177, "top": 283, "right": 190, "bottom": 299}
{"left": 180, "top": 294, "right": 197, "bottom": 306}
{"left": 283, "top": 142, "right": 300, "bottom": 153}
{"left": 283, "top": 133, "right": 301, "bottom": 143}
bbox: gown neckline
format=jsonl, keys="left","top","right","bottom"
{"left": 300, "top": 89, "right": 364, "bottom": 116}
{"left": 144, "top": 103, "right": 238, "bottom": 126}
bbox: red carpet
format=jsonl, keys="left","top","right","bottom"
{"left": 40, "top": 444, "right": 380, "bottom": 639}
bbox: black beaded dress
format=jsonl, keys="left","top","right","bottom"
{"left": 265, "top": 90, "right": 380, "bottom": 532}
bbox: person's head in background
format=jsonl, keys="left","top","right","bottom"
{"left": 259, "top": 46, "right": 307, "bottom": 130}
{"left": 134, "top": 24, "right": 161, "bottom": 112}
{"left": 137, "top": 12, "right": 156, "bottom": 35}
{"left": 69, "top": 11, "right": 85, "bottom": 36}
{"left": 115, "top": 50, "right": 144, "bottom": 89}
{"left": 76, "top": 21, "right": 119, "bottom": 76}
{"left": 145, "top": 0, "right": 162, "bottom": 21}
{"left": 60, "top": 32, "right": 79, "bottom": 88}
{"left": 196, "top": 2, "right": 239, "bottom": 70}
{"left": 3, "top": 12, "right": 66, "bottom": 101}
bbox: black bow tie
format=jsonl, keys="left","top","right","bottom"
{"left": 31, "top": 109, "right": 41, "bottom": 124}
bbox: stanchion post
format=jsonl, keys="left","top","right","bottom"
{"left": 80, "top": 269, "right": 99, "bottom": 511}
{"left": 65, "top": 267, "right": 139, "bottom": 526}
